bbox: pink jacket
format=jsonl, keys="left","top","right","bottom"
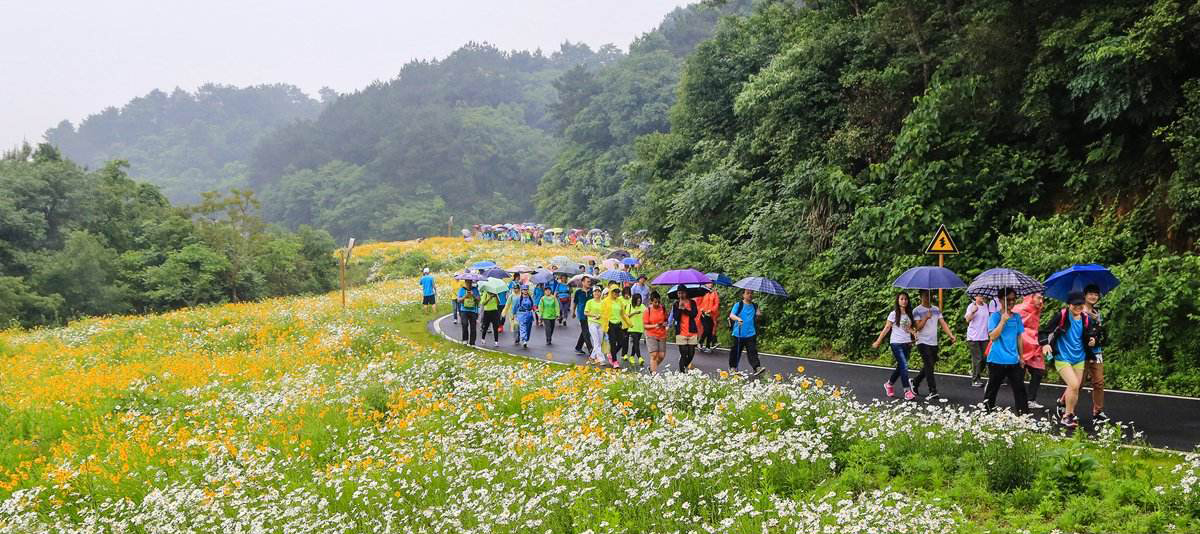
{"left": 1012, "top": 295, "right": 1044, "bottom": 369}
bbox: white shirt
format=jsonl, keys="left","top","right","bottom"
{"left": 887, "top": 310, "right": 914, "bottom": 344}
{"left": 913, "top": 305, "right": 942, "bottom": 346}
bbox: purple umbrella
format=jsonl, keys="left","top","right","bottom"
{"left": 483, "top": 268, "right": 509, "bottom": 279}
{"left": 454, "top": 273, "right": 485, "bottom": 281}
{"left": 651, "top": 269, "right": 712, "bottom": 286}
{"left": 892, "top": 266, "right": 966, "bottom": 290}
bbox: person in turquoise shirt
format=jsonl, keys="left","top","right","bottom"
{"left": 456, "top": 281, "right": 481, "bottom": 346}
{"left": 983, "top": 288, "right": 1027, "bottom": 414}
{"left": 418, "top": 268, "right": 436, "bottom": 316}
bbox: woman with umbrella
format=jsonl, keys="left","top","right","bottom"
{"left": 984, "top": 288, "right": 1030, "bottom": 414}
{"left": 478, "top": 278, "right": 506, "bottom": 348}
{"left": 672, "top": 289, "right": 702, "bottom": 372}
{"left": 456, "top": 276, "right": 482, "bottom": 346}
{"left": 729, "top": 276, "right": 788, "bottom": 376}
{"left": 1043, "top": 264, "right": 1118, "bottom": 425}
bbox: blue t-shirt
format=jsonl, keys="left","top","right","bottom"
{"left": 554, "top": 281, "right": 572, "bottom": 299}
{"left": 1056, "top": 315, "right": 1087, "bottom": 364}
{"left": 497, "top": 289, "right": 508, "bottom": 306}
{"left": 574, "top": 289, "right": 591, "bottom": 318}
{"left": 986, "top": 311, "right": 1024, "bottom": 364}
{"left": 732, "top": 301, "right": 757, "bottom": 338}
{"left": 419, "top": 275, "right": 435, "bottom": 297}
{"left": 457, "top": 287, "right": 480, "bottom": 313}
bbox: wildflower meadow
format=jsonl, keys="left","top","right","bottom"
{"left": 1, "top": 238, "right": 1196, "bottom": 533}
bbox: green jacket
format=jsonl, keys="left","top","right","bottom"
{"left": 538, "top": 295, "right": 559, "bottom": 319}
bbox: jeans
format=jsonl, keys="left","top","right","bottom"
{"left": 558, "top": 299, "right": 570, "bottom": 324}
{"left": 544, "top": 319, "right": 556, "bottom": 343}
{"left": 967, "top": 340, "right": 987, "bottom": 383}
{"left": 453, "top": 300, "right": 460, "bottom": 321}
{"left": 575, "top": 318, "right": 592, "bottom": 351}
{"left": 700, "top": 315, "right": 716, "bottom": 348}
{"left": 480, "top": 310, "right": 502, "bottom": 342}
{"left": 888, "top": 343, "right": 912, "bottom": 389}
{"left": 730, "top": 336, "right": 760, "bottom": 371}
{"left": 912, "top": 343, "right": 939, "bottom": 394}
{"left": 1026, "top": 366, "right": 1045, "bottom": 402}
{"left": 459, "top": 311, "right": 477, "bottom": 345}
{"left": 984, "top": 363, "right": 1028, "bottom": 413}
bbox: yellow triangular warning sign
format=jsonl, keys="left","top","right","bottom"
{"left": 925, "top": 224, "right": 960, "bottom": 255}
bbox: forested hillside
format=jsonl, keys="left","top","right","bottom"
{"left": 539, "top": 0, "right": 1200, "bottom": 394}
{"left": 45, "top": 84, "right": 323, "bottom": 203}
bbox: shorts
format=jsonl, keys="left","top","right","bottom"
{"left": 648, "top": 336, "right": 667, "bottom": 353}
{"left": 422, "top": 295, "right": 436, "bottom": 305}
{"left": 676, "top": 335, "right": 699, "bottom": 346}
{"left": 1054, "top": 360, "right": 1084, "bottom": 373}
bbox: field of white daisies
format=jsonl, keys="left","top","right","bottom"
{"left": 1, "top": 238, "right": 1197, "bottom": 533}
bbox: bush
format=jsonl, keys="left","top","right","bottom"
{"left": 981, "top": 439, "right": 1038, "bottom": 493}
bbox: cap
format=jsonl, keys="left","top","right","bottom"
{"left": 1067, "top": 292, "right": 1085, "bottom": 305}
{"left": 423, "top": 267, "right": 430, "bottom": 274}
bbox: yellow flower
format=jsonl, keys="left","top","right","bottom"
{"left": 796, "top": 365, "right": 805, "bottom": 374}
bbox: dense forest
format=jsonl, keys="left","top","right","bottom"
{"left": 0, "top": 144, "right": 336, "bottom": 327}
{"left": 541, "top": 0, "right": 1200, "bottom": 394}
{"left": 45, "top": 84, "right": 324, "bottom": 203}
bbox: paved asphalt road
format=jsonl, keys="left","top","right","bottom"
{"left": 431, "top": 313, "right": 1200, "bottom": 451}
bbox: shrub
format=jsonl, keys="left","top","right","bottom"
{"left": 981, "top": 439, "right": 1038, "bottom": 493}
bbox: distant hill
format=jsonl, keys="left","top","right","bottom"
{"left": 44, "top": 83, "right": 323, "bottom": 203}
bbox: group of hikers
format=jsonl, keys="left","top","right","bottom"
{"left": 873, "top": 286, "right": 1108, "bottom": 428}
{"left": 466, "top": 224, "right": 614, "bottom": 248}
{"left": 420, "top": 266, "right": 766, "bottom": 376}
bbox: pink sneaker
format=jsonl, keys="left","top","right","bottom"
{"left": 610, "top": 358, "right": 620, "bottom": 369}
{"left": 884, "top": 382, "right": 895, "bottom": 398}
{"left": 904, "top": 389, "right": 916, "bottom": 401}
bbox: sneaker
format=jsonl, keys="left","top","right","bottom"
{"left": 971, "top": 381, "right": 984, "bottom": 388}
{"left": 453, "top": 320, "right": 458, "bottom": 325}
{"left": 493, "top": 341, "right": 499, "bottom": 348}
{"left": 1060, "top": 414, "right": 1078, "bottom": 428}
{"left": 610, "top": 359, "right": 620, "bottom": 369}
{"left": 1093, "top": 411, "right": 1111, "bottom": 424}
{"left": 522, "top": 343, "right": 528, "bottom": 349}
{"left": 752, "top": 367, "right": 767, "bottom": 377}
{"left": 904, "top": 389, "right": 916, "bottom": 401}
{"left": 884, "top": 382, "right": 895, "bottom": 398}
{"left": 575, "top": 349, "right": 585, "bottom": 355}
{"left": 926, "top": 393, "right": 940, "bottom": 402}
{"left": 1028, "top": 401, "right": 1044, "bottom": 409}
{"left": 1054, "top": 400, "right": 1065, "bottom": 420}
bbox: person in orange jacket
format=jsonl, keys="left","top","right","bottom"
{"left": 1013, "top": 292, "right": 1046, "bottom": 409}
{"left": 698, "top": 283, "right": 721, "bottom": 352}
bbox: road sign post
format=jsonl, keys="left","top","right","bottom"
{"left": 340, "top": 237, "right": 356, "bottom": 310}
{"left": 924, "top": 224, "right": 960, "bottom": 309}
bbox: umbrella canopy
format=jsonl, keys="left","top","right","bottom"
{"left": 622, "top": 257, "right": 640, "bottom": 266}
{"left": 454, "top": 273, "right": 485, "bottom": 281}
{"left": 588, "top": 229, "right": 604, "bottom": 235}
{"left": 966, "top": 268, "right": 1045, "bottom": 298}
{"left": 547, "top": 228, "right": 563, "bottom": 234}
{"left": 480, "top": 277, "right": 509, "bottom": 294}
{"left": 554, "top": 264, "right": 582, "bottom": 276}
{"left": 607, "top": 249, "right": 631, "bottom": 260}
{"left": 581, "top": 255, "right": 598, "bottom": 262}
{"left": 531, "top": 269, "right": 555, "bottom": 285}
{"left": 602, "top": 258, "right": 621, "bottom": 271}
{"left": 598, "top": 270, "right": 637, "bottom": 284}
{"left": 733, "top": 276, "right": 789, "bottom": 297}
{"left": 1043, "top": 264, "right": 1119, "bottom": 301}
{"left": 550, "top": 255, "right": 573, "bottom": 267}
{"left": 506, "top": 264, "right": 535, "bottom": 273}
{"left": 892, "top": 266, "right": 967, "bottom": 290}
{"left": 482, "top": 267, "right": 509, "bottom": 279}
{"left": 469, "top": 260, "right": 497, "bottom": 270}
{"left": 568, "top": 273, "right": 592, "bottom": 286}
{"left": 667, "top": 284, "right": 710, "bottom": 299}
{"left": 706, "top": 273, "right": 734, "bottom": 287}
{"left": 652, "top": 269, "right": 713, "bottom": 286}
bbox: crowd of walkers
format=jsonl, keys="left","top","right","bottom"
{"left": 874, "top": 286, "right": 1109, "bottom": 428}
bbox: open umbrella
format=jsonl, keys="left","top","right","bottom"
{"left": 652, "top": 269, "right": 712, "bottom": 286}
{"left": 667, "top": 284, "right": 710, "bottom": 299}
{"left": 588, "top": 229, "right": 604, "bottom": 235}
{"left": 550, "top": 255, "right": 573, "bottom": 267}
{"left": 480, "top": 277, "right": 509, "bottom": 294}
{"left": 598, "top": 270, "right": 636, "bottom": 284}
{"left": 532, "top": 269, "right": 555, "bottom": 285}
{"left": 548, "top": 228, "right": 563, "bottom": 234}
{"left": 469, "top": 260, "right": 497, "bottom": 270}
{"left": 454, "top": 273, "right": 485, "bottom": 281}
{"left": 622, "top": 257, "right": 640, "bottom": 266}
{"left": 581, "top": 255, "right": 598, "bottom": 262}
{"left": 506, "top": 264, "right": 535, "bottom": 273}
{"left": 733, "top": 276, "right": 789, "bottom": 297}
{"left": 966, "top": 268, "right": 1044, "bottom": 298}
{"left": 706, "top": 273, "right": 734, "bottom": 287}
{"left": 568, "top": 273, "right": 592, "bottom": 286}
{"left": 555, "top": 264, "right": 582, "bottom": 276}
{"left": 1043, "top": 264, "right": 1119, "bottom": 302}
{"left": 607, "top": 250, "right": 631, "bottom": 260}
{"left": 892, "top": 266, "right": 967, "bottom": 290}
{"left": 602, "top": 258, "right": 621, "bottom": 271}
{"left": 483, "top": 267, "right": 509, "bottom": 279}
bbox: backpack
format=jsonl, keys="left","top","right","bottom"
{"left": 729, "top": 301, "right": 758, "bottom": 336}
{"left": 461, "top": 290, "right": 478, "bottom": 309}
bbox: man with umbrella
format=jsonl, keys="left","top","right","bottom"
{"left": 984, "top": 288, "right": 1029, "bottom": 414}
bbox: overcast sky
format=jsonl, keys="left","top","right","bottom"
{"left": 1, "top": 0, "right": 694, "bottom": 149}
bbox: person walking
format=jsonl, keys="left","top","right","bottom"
{"left": 910, "top": 290, "right": 958, "bottom": 401}
{"left": 643, "top": 292, "right": 669, "bottom": 373}
{"left": 419, "top": 268, "right": 437, "bottom": 316}
{"left": 507, "top": 276, "right": 522, "bottom": 345}
{"left": 625, "top": 293, "right": 646, "bottom": 368}
{"left": 983, "top": 288, "right": 1029, "bottom": 414}
{"left": 600, "top": 285, "right": 625, "bottom": 368}
{"left": 457, "top": 280, "right": 480, "bottom": 346}
{"left": 729, "top": 288, "right": 764, "bottom": 376}
{"left": 672, "top": 292, "right": 701, "bottom": 372}
{"left": 479, "top": 288, "right": 503, "bottom": 347}
{"left": 698, "top": 282, "right": 720, "bottom": 353}
{"left": 1039, "top": 291, "right": 1096, "bottom": 428}
{"left": 631, "top": 276, "right": 651, "bottom": 309}
{"left": 513, "top": 285, "right": 537, "bottom": 349}
{"left": 585, "top": 287, "right": 606, "bottom": 364}
{"left": 555, "top": 274, "right": 572, "bottom": 327}
{"left": 872, "top": 291, "right": 917, "bottom": 400}
{"left": 538, "top": 287, "right": 560, "bottom": 344}
{"left": 574, "top": 277, "right": 594, "bottom": 355}
{"left": 1082, "top": 285, "right": 1110, "bottom": 423}
{"left": 964, "top": 295, "right": 997, "bottom": 387}
{"left": 532, "top": 283, "right": 546, "bottom": 327}
{"left": 1013, "top": 292, "right": 1046, "bottom": 408}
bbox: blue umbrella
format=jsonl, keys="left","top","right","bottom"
{"left": 598, "top": 270, "right": 637, "bottom": 284}
{"left": 470, "top": 260, "right": 497, "bottom": 270}
{"left": 622, "top": 257, "right": 640, "bottom": 266}
{"left": 706, "top": 273, "right": 734, "bottom": 287}
{"left": 733, "top": 276, "right": 789, "bottom": 297}
{"left": 966, "top": 268, "right": 1044, "bottom": 298}
{"left": 1043, "top": 264, "right": 1119, "bottom": 302}
{"left": 892, "top": 266, "right": 967, "bottom": 290}
{"left": 483, "top": 267, "right": 509, "bottom": 279}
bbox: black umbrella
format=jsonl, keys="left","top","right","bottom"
{"left": 606, "top": 249, "right": 631, "bottom": 260}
